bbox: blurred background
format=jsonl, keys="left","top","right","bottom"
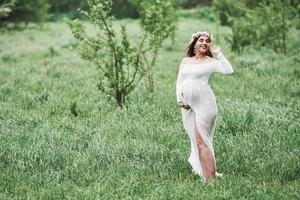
{"left": 1, "top": 0, "right": 299, "bottom": 54}
{"left": 0, "top": 0, "right": 212, "bottom": 21}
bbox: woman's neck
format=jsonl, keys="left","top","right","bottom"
{"left": 195, "top": 53, "right": 206, "bottom": 60}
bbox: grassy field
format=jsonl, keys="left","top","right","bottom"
{"left": 0, "top": 17, "right": 299, "bottom": 199}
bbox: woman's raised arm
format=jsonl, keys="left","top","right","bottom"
{"left": 210, "top": 45, "right": 234, "bottom": 75}
{"left": 214, "top": 52, "right": 234, "bottom": 75}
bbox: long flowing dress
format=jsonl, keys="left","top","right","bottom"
{"left": 176, "top": 52, "right": 233, "bottom": 181}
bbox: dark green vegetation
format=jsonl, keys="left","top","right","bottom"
{"left": 213, "top": 0, "right": 298, "bottom": 53}
{"left": 0, "top": 0, "right": 49, "bottom": 23}
{"left": 0, "top": 16, "right": 299, "bottom": 200}
{"left": 0, "top": 0, "right": 209, "bottom": 23}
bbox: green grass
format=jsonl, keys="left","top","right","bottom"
{"left": 0, "top": 17, "right": 299, "bottom": 199}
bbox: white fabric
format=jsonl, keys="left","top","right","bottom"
{"left": 176, "top": 52, "right": 233, "bottom": 181}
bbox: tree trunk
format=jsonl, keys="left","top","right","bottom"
{"left": 116, "top": 89, "right": 125, "bottom": 108}
{"left": 146, "top": 69, "right": 154, "bottom": 93}
{"left": 282, "top": 12, "right": 287, "bottom": 54}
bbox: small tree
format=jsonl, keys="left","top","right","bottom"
{"left": 130, "top": 0, "right": 177, "bottom": 92}
{"left": 229, "top": 0, "right": 296, "bottom": 54}
{"left": 68, "top": 0, "right": 176, "bottom": 107}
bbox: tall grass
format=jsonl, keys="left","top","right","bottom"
{"left": 0, "top": 17, "right": 299, "bottom": 199}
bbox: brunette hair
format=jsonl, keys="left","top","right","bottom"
{"left": 186, "top": 35, "right": 213, "bottom": 58}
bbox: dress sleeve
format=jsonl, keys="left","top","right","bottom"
{"left": 176, "top": 63, "right": 184, "bottom": 103}
{"left": 213, "top": 52, "right": 234, "bottom": 75}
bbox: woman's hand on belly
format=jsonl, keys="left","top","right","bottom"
{"left": 177, "top": 101, "right": 191, "bottom": 110}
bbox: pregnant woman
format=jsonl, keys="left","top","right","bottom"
{"left": 176, "top": 31, "right": 234, "bottom": 182}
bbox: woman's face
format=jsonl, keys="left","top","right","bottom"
{"left": 194, "top": 35, "right": 211, "bottom": 54}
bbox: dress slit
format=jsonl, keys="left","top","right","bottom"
{"left": 184, "top": 108, "right": 217, "bottom": 180}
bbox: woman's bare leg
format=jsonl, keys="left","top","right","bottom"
{"left": 194, "top": 117, "right": 216, "bottom": 180}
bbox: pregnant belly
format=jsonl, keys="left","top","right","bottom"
{"left": 180, "top": 79, "right": 217, "bottom": 114}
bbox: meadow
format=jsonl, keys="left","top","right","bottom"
{"left": 0, "top": 16, "right": 299, "bottom": 199}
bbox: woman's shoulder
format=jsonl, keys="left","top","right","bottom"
{"left": 181, "top": 57, "right": 192, "bottom": 64}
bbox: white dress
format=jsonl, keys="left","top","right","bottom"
{"left": 176, "top": 52, "right": 233, "bottom": 181}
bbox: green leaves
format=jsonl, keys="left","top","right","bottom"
{"left": 131, "top": 0, "right": 177, "bottom": 92}
{"left": 68, "top": 0, "right": 177, "bottom": 107}
{"left": 220, "top": 0, "right": 297, "bottom": 54}
{"left": 67, "top": 19, "right": 85, "bottom": 41}
{"left": 0, "top": 0, "right": 49, "bottom": 25}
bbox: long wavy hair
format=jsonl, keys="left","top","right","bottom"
{"left": 186, "top": 35, "right": 213, "bottom": 58}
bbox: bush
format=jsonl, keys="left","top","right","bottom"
{"left": 5, "top": 0, "right": 49, "bottom": 23}
{"left": 230, "top": 0, "right": 296, "bottom": 54}
{"left": 180, "top": 0, "right": 212, "bottom": 8}
{"left": 0, "top": 0, "right": 49, "bottom": 28}
{"left": 129, "top": 0, "right": 178, "bottom": 92}
{"left": 178, "top": 6, "right": 216, "bottom": 21}
{"left": 111, "top": 0, "right": 139, "bottom": 19}
{"left": 48, "top": 0, "right": 89, "bottom": 19}
{"left": 212, "top": 0, "right": 247, "bottom": 26}
{"left": 49, "top": 0, "right": 139, "bottom": 19}
{"left": 0, "top": 0, "right": 15, "bottom": 19}
{"left": 68, "top": 0, "right": 177, "bottom": 107}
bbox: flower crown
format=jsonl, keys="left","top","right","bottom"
{"left": 189, "top": 31, "right": 213, "bottom": 44}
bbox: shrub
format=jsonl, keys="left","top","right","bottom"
{"left": 180, "top": 0, "right": 212, "bottom": 8}
{"left": 212, "top": 0, "right": 247, "bottom": 26}
{"left": 0, "top": 0, "right": 49, "bottom": 28}
{"left": 178, "top": 6, "right": 216, "bottom": 21}
{"left": 68, "top": 0, "right": 177, "bottom": 107}
{"left": 130, "top": 0, "right": 177, "bottom": 92}
{"left": 48, "top": 0, "right": 89, "bottom": 19}
{"left": 0, "top": 0, "right": 15, "bottom": 19}
{"left": 5, "top": 0, "right": 49, "bottom": 22}
{"left": 230, "top": 0, "right": 296, "bottom": 54}
{"left": 49, "top": 0, "right": 139, "bottom": 19}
